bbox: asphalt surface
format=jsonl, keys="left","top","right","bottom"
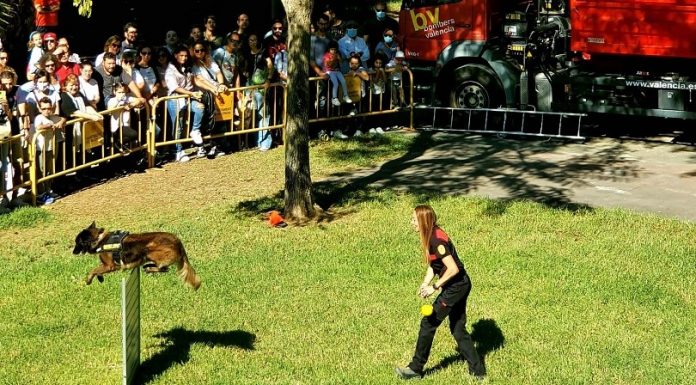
{"left": 337, "top": 132, "right": 696, "bottom": 222}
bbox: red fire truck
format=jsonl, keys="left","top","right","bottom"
{"left": 400, "top": 0, "right": 696, "bottom": 120}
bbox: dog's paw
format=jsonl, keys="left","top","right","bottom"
{"left": 97, "top": 275, "right": 104, "bottom": 283}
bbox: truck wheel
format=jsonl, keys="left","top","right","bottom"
{"left": 449, "top": 66, "right": 502, "bottom": 109}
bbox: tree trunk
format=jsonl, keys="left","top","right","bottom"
{"left": 281, "top": 0, "right": 316, "bottom": 222}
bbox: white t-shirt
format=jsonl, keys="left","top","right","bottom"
{"left": 33, "top": 114, "right": 63, "bottom": 152}
{"left": 79, "top": 77, "right": 100, "bottom": 106}
{"left": 192, "top": 62, "right": 222, "bottom": 88}
{"left": 107, "top": 96, "right": 136, "bottom": 132}
{"left": 138, "top": 66, "right": 158, "bottom": 95}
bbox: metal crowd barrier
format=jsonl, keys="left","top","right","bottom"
{"left": 1, "top": 83, "right": 287, "bottom": 207}
{"left": 308, "top": 67, "right": 414, "bottom": 129}
{"left": 0, "top": 133, "right": 32, "bottom": 204}
{"left": 146, "top": 82, "right": 286, "bottom": 167}
{"left": 27, "top": 105, "right": 148, "bottom": 205}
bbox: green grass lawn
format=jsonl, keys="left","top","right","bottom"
{"left": 0, "top": 132, "right": 694, "bottom": 385}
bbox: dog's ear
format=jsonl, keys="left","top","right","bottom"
{"left": 88, "top": 221, "right": 96, "bottom": 229}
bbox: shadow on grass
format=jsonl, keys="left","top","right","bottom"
{"left": 424, "top": 318, "right": 505, "bottom": 376}
{"left": 234, "top": 129, "right": 648, "bottom": 220}
{"left": 135, "top": 327, "right": 255, "bottom": 384}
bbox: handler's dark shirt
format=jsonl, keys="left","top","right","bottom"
{"left": 428, "top": 226, "right": 467, "bottom": 286}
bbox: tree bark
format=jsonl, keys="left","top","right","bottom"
{"left": 281, "top": 0, "right": 316, "bottom": 221}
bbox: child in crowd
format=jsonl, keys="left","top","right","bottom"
{"left": 370, "top": 53, "right": 387, "bottom": 101}
{"left": 26, "top": 31, "right": 44, "bottom": 81}
{"left": 322, "top": 40, "right": 352, "bottom": 107}
{"left": 33, "top": 96, "right": 65, "bottom": 204}
{"left": 345, "top": 54, "right": 369, "bottom": 116}
{"left": 106, "top": 82, "right": 139, "bottom": 150}
{"left": 387, "top": 50, "right": 408, "bottom": 109}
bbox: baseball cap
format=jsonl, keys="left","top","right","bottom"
{"left": 43, "top": 32, "right": 57, "bottom": 41}
{"left": 395, "top": 50, "right": 405, "bottom": 59}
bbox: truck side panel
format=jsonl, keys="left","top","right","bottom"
{"left": 571, "top": 0, "right": 696, "bottom": 59}
{"left": 400, "top": 0, "right": 492, "bottom": 61}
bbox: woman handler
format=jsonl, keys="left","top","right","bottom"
{"left": 396, "top": 205, "right": 485, "bottom": 380}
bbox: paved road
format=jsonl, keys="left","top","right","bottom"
{"left": 335, "top": 132, "right": 696, "bottom": 222}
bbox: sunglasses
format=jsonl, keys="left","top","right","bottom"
{"left": 44, "top": 63, "right": 55, "bottom": 67}
{"left": 44, "top": 39, "right": 55, "bottom": 43}
{"left": 194, "top": 49, "right": 205, "bottom": 53}
{"left": 110, "top": 43, "right": 120, "bottom": 48}
{"left": 122, "top": 60, "right": 134, "bottom": 64}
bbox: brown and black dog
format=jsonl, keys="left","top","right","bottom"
{"left": 73, "top": 222, "right": 201, "bottom": 290}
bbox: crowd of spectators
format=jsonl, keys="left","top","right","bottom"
{"left": 311, "top": 1, "right": 408, "bottom": 138}
{"left": 0, "top": 1, "right": 406, "bottom": 209}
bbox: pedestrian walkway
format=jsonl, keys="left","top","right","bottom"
{"left": 327, "top": 132, "right": 696, "bottom": 222}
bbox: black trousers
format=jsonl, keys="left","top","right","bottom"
{"left": 408, "top": 277, "right": 484, "bottom": 376}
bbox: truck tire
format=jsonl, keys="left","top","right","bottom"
{"left": 448, "top": 65, "right": 503, "bottom": 109}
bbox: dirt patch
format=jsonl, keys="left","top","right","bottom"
{"left": 44, "top": 148, "right": 288, "bottom": 225}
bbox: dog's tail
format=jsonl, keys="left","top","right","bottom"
{"left": 177, "top": 244, "right": 201, "bottom": 290}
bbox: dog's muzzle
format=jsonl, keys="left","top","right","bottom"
{"left": 73, "top": 245, "right": 87, "bottom": 254}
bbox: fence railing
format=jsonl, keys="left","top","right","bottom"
{"left": 1, "top": 82, "right": 286, "bottom": 206}
{"left": 2, "top": 72, "right": 413, "bottom": 207}
{"left": 308, "top": 67, "right": 414, "bottom": 129}
{"left": 146, "top": 82, "right": 286, "bottom": 167}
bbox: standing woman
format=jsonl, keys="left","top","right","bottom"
{"left": 164, "top": 45, "right": 204, "bottom": 162}
{"left": 396, "top": 205, "right": 485, "bottom": 380}
{"left": 94, "top": 35, "right": 121, "bottom": 68}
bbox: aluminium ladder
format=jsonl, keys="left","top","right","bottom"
{"left": 416, "top": 106, "right": 587, "bottom": 140}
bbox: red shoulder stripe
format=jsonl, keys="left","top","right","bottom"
{"left": 434, "top": 227, "right": 449, "bottom": 243}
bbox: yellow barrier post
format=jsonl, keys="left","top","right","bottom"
{"left": 147, "top": 105, "right": 156, "bottom": 168}
{"left": 407, "top": 68, "right": 414, "bottom": 130}
{"left": 28, "top": 139, "right": 37, "bottom": 206}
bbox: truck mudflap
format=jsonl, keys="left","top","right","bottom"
{"left": 415, "top": 105, "right": 586, "bottom": 140}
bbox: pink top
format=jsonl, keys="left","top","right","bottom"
{"left": 322, "top": 52, "right": 340, "bottom": 72}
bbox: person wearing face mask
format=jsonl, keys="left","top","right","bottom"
{"left": 338, "top": 20, "right": 369, "bottom": 73}
{"left": 362, "top": 0, "right": 400, "bottom": 55}
{"left": 374, "top": 27, "right": 400, "bottom": 63}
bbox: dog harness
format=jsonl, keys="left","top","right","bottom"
{"left": 96, "top": 230, "right": 129, "bottom": 265}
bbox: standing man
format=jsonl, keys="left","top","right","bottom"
{"left": 235, "top": 13, "right": 251, "bottom": 45}
{"left": 311, "top": 14, "right": 331, "bottom": 108}
{"left": 121, "top": 22, "right": 141, "bottom": 57}
{"left": 362, "top": 1, "right": 400, "bottom": 56}
{"left": 93, "top": 53, "right": 145, "bottom": 110}
{"left": 92, "top": 52, "right": 145, "bottom": 148}
{"left": 263, "top": 19, "right": 287, "bottom": 82}
{"left": 203, "top": 15, "right": 223, "bottom": 50}
{"left": 338, "top": 21, "right": 370, "bottom": 73}
{"left": 33, "top": 0, "right": 60, "bottom": 34}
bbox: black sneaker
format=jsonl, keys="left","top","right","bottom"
{"left": 395, "top": 367, "right": 422, "bottom": 380}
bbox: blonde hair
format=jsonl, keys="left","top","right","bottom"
{"left": 414, "top": 205, "right": 437, "bottom": 264}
